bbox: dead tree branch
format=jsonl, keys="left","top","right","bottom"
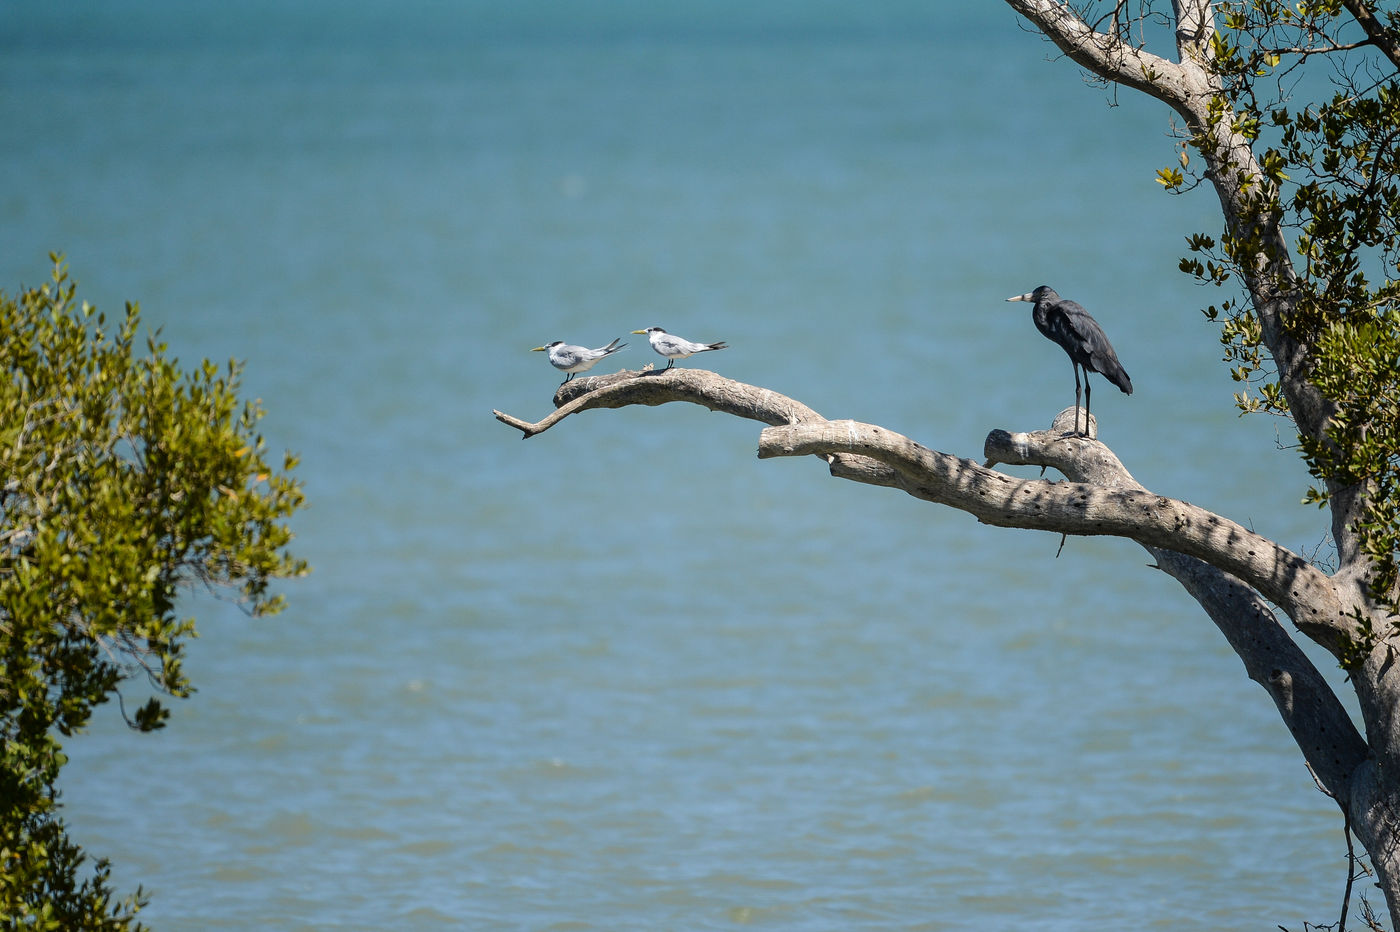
{"left": 495, "top": 363, "right": 1367, "bottom": 848}
{"left": 496, "top": 369, "right": 1351, "bottom": 650}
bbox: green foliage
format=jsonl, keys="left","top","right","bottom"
{"left": 1302, "top": 312, "right": 1400, "bottom": 604}
{"left": 1173, "top": 2, "right": 1400, "bottom": 615}
{"left": 0, "top": 257, "right": 307, "bottom": 928}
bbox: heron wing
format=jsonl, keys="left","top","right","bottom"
{"left": 1040, "top": 303, "right": 1090, "bottom": 358}
{"left": 1051, "top": 304, "right": 1133, "bottom": 393}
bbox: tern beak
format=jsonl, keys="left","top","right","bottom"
{"left": 630, "top": 329, "right": 647, "bottom": 335}
{"left": 530, "top": 346, "right": 546, "bottom": 352}
{"left": 1006, "top": 293, "right": 1033, "bottom": 303}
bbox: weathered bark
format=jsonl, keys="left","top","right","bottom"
{"left": 493, "top": 367, "right": 823, "bottom": 438}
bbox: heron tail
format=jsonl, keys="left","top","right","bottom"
{"left": 1087, "top": 342, "right": 1133, "bottom": 395}
{"left": 1105, "top": 361, "right": 1133, "bottom": 395}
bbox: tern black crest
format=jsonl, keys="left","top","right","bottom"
{"left": 1007, "top": 285, "right": 1132, "bottom": 437}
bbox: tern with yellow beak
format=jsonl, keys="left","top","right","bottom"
{"left": 631, "top": 327, "right": 728, "bottom": 370}
{"left": 530, "top": 337, "right": 626, "bottom": 384}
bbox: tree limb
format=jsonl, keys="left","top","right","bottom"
{"left": 1001, "top": 0, "right": 1200, "bottom": 104}
{"left": 1341, "top": 0, "right": 1400, "bottom": 70}
{"left": 760, "top": 417, "right": 1348, "bottom": 650}
{"left": 493, "top": 368, "right": 825, "bottom": 439}
{"left": 496, "top": 369, "right": 1352, "bottom": 652}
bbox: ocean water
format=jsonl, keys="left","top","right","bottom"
{"left": 0, "top": 3, "right": 1359, "bottom": 929}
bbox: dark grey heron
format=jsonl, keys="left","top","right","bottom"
{"left": 1006, "top": 285, "right": 1133, "bottom": 436}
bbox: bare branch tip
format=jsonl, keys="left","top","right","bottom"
{"left": 492, "top": 408, "right": 541, "bottom": 439}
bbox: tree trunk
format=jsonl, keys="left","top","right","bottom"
{"left": 993, "top": 1, "right": 1398, "bottom": 923}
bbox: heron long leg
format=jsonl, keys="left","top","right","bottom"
{"left": 1084, "top": 373, "right": 1092, "bottom": 437}
{"left": 1072, "top": 363, "right": 1083, "bottom": 436}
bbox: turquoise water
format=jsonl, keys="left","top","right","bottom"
{"left": 1, "top": 3, "right": 1356, "bottom": 929}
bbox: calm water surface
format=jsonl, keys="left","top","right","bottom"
{"left": 0, "top": 3, "right": 1356, "bottom": 929}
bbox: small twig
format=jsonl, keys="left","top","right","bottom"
{"left": 1302, "top": 761, "right": 1364, "bottom": 932}
{"left": 1308, "top": 760, "right": 1335, "bottom": 798}
{"left": 1341, "top": 815, "right": 1356, "bottom": 932}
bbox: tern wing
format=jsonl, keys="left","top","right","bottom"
{"left": 653, "top": 334, "right": 692, "bottom": 356}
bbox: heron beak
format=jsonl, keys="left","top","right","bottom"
{"left": 1006, "top": 293, "right": 1034, "bottom": 303}
{"left": 630, "top": 329, "right": 647, "bottom": 335}
{"left": 530, "top": 346, "right": 546, "bottom": 352}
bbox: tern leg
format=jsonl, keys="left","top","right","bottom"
{"left": 665, "top": 358, "right": 674, "bottom": 370}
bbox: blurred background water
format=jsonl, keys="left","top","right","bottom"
{"left": 0, "top": 2, "right": 1359, "bottom": 929}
